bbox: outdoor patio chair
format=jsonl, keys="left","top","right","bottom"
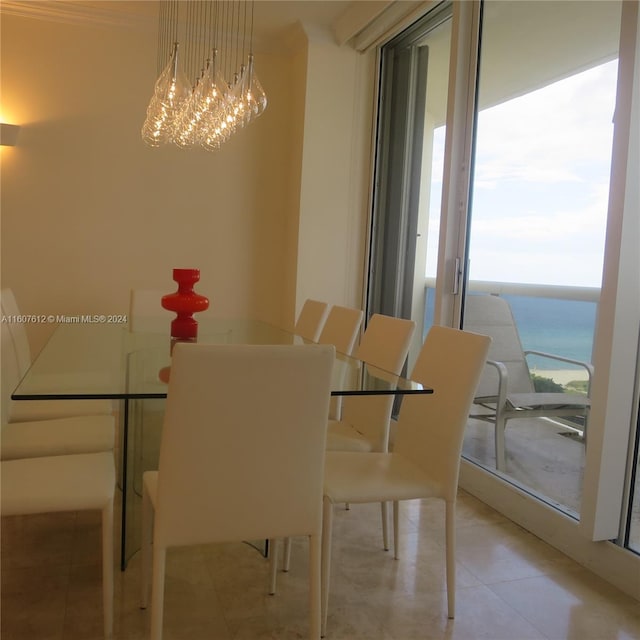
{"left": 463, "top": 294, "right": 593, "bottom": 471}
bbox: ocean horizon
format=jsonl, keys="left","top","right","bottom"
{"left": 504, "top": 294, "right": 595, "bottom": 369}
{"left": 424, "top": 291, "right": 596, "bottom": 369}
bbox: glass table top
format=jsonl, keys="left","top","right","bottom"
{"left": 12, "top": 319, "right": 431, "bottom": 400}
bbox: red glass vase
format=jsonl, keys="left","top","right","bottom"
{"left": 161, "top": 268, "right": 210, "bottom": 343}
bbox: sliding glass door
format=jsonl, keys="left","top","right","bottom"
{"left": 367, "top": 3, "right": 452, "bottom": 372}
{"left": 369, "top": 0, "right": 639, "bottom": 555}
{"left": 461, "top": 0, "right": 621, "bottom": 517}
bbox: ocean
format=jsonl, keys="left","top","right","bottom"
{"left": 424, "top": 291, "right": 596, "bottom": 369}
{"left": 501, "top": 294, "right": 595, "bottom": 369}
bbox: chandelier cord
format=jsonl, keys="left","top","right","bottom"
{"left": 242, "top": 1, "right": 247, "bottom": 64}
{"left": 234, "top": 0, "right": 240, "bottom": 80}
{"left": 249, "top": 0, "right": 254, "bottom": 54}
{"left": 141, "top": 0, "right": 266, "bottom": 151}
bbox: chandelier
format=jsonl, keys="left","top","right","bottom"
{"left": 141, "top": 0, "right": 267, "bottom": 151}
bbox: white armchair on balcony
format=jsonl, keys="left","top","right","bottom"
{"left": 464, "top": 294, "right": 593, "bottom": 471}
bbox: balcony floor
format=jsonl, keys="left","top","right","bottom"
{"left": 462, "top": 415, "right": 640, "bottom": 551}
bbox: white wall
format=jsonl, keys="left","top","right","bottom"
{"left": 1, "top": 11, "right": 372, "bottom": 355}
{"left": 294, "top": 22, "right": 375, "bottom": 320}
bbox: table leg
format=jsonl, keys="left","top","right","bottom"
{"left": 120, "top": 398, "right": 130, "bottom": 571}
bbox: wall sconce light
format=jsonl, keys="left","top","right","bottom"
{"left": 1, "top": 123, "right": 20, "bottom": 146}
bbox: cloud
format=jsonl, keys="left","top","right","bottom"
{"left": 473, "top": 60, "right": 617, "bottom": 188}
{"left": 424, "top": 60, "right": 616, "bottom": 289}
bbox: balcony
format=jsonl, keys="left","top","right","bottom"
{"left": 423, "top": 279, "right": 639, "bottom": 552}
{"left": 452, "top": 282, "right": 592, "bottom": 511}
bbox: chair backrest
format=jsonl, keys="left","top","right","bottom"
{"left": 1, "top": 320, "right": 21, "bottom": 424}
{"left": 354, "top": 314, "right": 416, "bottom": 374}
{"left": 294, "top": 299, "right": 330, "bottom": 342}
{"left": 463, "top": 294, "right": 534, "bottom": 397}
{"left": 153, "top": 343, "right": 335, "bottom": 549}
{"left": 395, "top": 326, "right": 491, "bottom": 500}
{"left": 1, "top": 289, "right": 32, "bottom": 377}
{"left": 318, "top": 305, "right": 364, "bottom": 355}
{"left": 128, "top": 289, "right": 171, "bottom": 334}
{"left": 341, "top": 314, "right": 416, "bottom": 451}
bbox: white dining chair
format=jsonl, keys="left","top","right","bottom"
{"left": 317, "top": 305, "right": 363, "bottom": 355}
{"left": 140, "top": 342, "right": 334, "bottom": 640}
{"left": 1, "top": 414, "right": 115, "bottom": 460}
{"left": 0, "top": 301, "right": 115, "bottom": 464}
{"left": 281, "top": 313, "right": 415, "bottom": 572}
{"left": 294, "top": 298, "right": 330, "bottom": 342}
{"left": 317, "top": 304, "right": 364, "bottom": 421}
{"left": 327, "top": 313, "right": 415, "bottom": 554}
{"left": 325, "top": 313, "right": 416, "bottom": 454}
{"left": 0, "top": 288, "right": 31, "bottom": 375}
{"left": 321, "top": 326, "right": 491, "bottom": 636}
{"left": 1, "top": 289, "right": 113, "bottom": 423}
{"left": 1, "top": 451, "right": 116, "bottom": 639}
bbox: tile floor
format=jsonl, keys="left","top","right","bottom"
{"left": 2, "top": 488, "right": 639, "bottom": 640}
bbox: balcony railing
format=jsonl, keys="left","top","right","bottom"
{"left": 421, "top": 279, "right": 601, "bottom": 517}
{"left": 424, "top": 277, "right": 600, "bottom": 302}
{"left": 423, "top": 278, "right": 600, "bottom": 386}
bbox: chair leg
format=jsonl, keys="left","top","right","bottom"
{"left": 268, "top": 538, "right": 278, "bottom": 595}
{"left": 102, "top": 499, "right": 114, "bottom": 640}
{"left": 320, "top": 497, "right": 333, "bottom": 638}
{"left": 309, "top": 533, "right": 321, "bottom": 640}
{"left": 494, "top": 414, "right": 507, "bottom": 471}
{"left": 393, "top": 501, "right": 400, "bottom": 560}
{"left": 140, "top": 483, "right": 153, "bottom": 609}
{"left": 150, "top": 546, "right": 167, "bottom": 640}
{"left": 381, "top": 502, "right": 389, "bottom": 551}
{"left": 445, "top": 500, "right": 456, "bottom": 619}
{"left": 283, "top": 536, "right": 292, "bottom": 571}
{"left": 582, "top": 409, "right": 589, "bottom": 447}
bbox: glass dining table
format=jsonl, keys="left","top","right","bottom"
{"left": 11, "top": 318, "right": 432, "bottom": 569}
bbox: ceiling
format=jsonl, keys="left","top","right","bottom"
{"left": 0, "top": 0, "right": 356, "bottom": 48}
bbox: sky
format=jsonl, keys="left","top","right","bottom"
{"left": 426, "top": 59, "right": 618, "bottom": 288}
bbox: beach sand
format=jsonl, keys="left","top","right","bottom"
{"left": 532, "top": 369, "right": 590, "bottom": 385}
